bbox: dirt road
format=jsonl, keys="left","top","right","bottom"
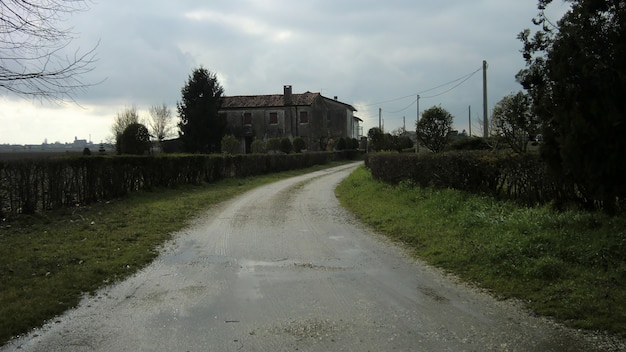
{"left": 2, "top": 162, "right": 615, "bottom": 351}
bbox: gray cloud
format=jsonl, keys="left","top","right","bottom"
{"left": 1, "top": 0, "right": 571, "bottom": 144}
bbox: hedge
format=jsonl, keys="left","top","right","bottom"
{"left": 0, "top": 151, "right": 362, "bottom": 217}
{"left": 365, "top": 151, "right": 585, "bottom": 209}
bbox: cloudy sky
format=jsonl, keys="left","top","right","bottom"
{"left": 0, "top": 0, "right": 570, "bottom": 145}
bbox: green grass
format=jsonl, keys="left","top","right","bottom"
{"left": 0, "top": 162, "right": 350, "bottom": 346}
{"left": 336, "top": 166, "right": 626, "bottom": 337}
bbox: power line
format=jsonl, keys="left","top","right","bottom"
{"left": 420, "top": 68, "right": 480, "bottom": 99}
{"left": 363, "top": 65, "right": 482, "bottom": 107}
{"left": 385, "top": 99, "right": 417, "bottom": 114}
{"left": 380, "top": 68, "right": 480, "bottom": 114}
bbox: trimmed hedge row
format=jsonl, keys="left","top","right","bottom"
{"left": 365, "top": 151, "right": 581, "bottom": 208}
{"left": 0, "top": 151, "right": 361, "bottom": 216}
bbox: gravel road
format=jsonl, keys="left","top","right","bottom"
{"left": 3, "top": 162, "right": 622, "bottom": 351}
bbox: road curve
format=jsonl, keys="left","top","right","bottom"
{"left": 2, "top": 162, "right": 612, "bottom": 351}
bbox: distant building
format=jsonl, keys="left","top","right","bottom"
{"left": 220, "top": 85, "right": 361, "bottom": 153}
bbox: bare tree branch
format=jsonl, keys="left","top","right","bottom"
{"left": 0, "top": 0, "right": 98, "bottom": 101}
{"left": 148, "top": 103, "right": 174, "bottom": 142}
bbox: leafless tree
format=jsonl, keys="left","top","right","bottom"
{"left": 148, "top": 103, "right": 173, "bottom": 142}
{"left": 0, "top": 0, "right": 98, "bottom": 101}
{"left": 112, "top": 105, "right": 139, "bottom": 140}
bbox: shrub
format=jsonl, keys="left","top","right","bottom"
{"left": 336, "top": 137, "right": 347, "bottom": 151}
{"left": 120, "top": 123, "right": 151, "bottom": 155}
{"left": 293, "top": 137, "right": 306, "bottom": 153}
{"left": 448, "top": 137, "right": 492, "bottom": 151}
{"left": 393, "top": 136, "right": 414, "bottom": 152}
{"left": 280, "top": 138, "right": 293, "bottom": 154}
{"left": 251, "top": 139, "right": 266, "bottom": 154}
{"left": 221, "top": 134, "right": 239, "bottom": 154}
{"left": 266, "top": 138, "right": 281, "bottom": 153}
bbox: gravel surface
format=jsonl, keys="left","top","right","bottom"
{"left": 3, "top": 162, "right": 624, "bottom": 351}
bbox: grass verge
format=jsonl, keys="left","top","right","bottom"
{"left": 335, "top": 166, "right": 626, "bottom": 337}
{"left": 0, "top": 162, "right": 350, "bottom": 346}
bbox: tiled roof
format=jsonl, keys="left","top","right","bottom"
{"left": 221, "top": 92, "right": 321, "bottom": 109}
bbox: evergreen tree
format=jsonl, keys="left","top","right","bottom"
{"left": 177, "top": 67, "right": 225, "bottom": 153}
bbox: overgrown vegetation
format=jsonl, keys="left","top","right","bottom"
{"left": 336, "top": 166, "right": 626, "bottom": 337}
{"left": 0, "top": 162, "right": 351, "bottom": 346}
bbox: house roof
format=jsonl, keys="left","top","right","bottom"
{"left": 221, "top": 91, "right": 356, "bottom": 111}
{"left": 221, "top": 92, "right": 320, "bottom": 109}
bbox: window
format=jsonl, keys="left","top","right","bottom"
{"left": 299, "top": 111, "right": 309, "bottom": 124}
{"left": 269, "top": 112, "right": 278, "bottom": 124}
{"left": 243, "top": 112, "right": 252, "bottom": 125}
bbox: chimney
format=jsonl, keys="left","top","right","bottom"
{"left": 284, "top": 85, "right": 293, "bottom": 106}
{"left": 334, "top": 96, "right": 338, "bottom": 101}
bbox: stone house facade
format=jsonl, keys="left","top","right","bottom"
{"left": 220, "top": 85, "right": 361, "bottom": 153}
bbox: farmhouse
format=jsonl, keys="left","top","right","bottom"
{"left": 220, "top": 85, "right": 361, "bottom": 153}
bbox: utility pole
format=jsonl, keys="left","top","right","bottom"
{"left": 378, "top": 108, "right": 382, "bottom": 130}
{"left": 403, "top": 116, "right": 406, "bottom": 131}
{"left": 483, "top": 60, "right": 488, "bottom": 138}
{"left": 415, "top": 94, "right": 420, "bottom": 153}
{"left": 468, "top": 105, "right": 472, "bottom": 137}
{"left": 416, "top": 95, "right": 420, "bottom": 124}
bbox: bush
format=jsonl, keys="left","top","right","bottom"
{"left": 120, "top": 123, "right": 151, "bottom": 155}
{"left": 336, "top": 138, "right": 347, "bottom": 151}
{"left": 448, "top": 137, "right": 492, "bottom": 151}
{"left": 293, "top": 137, "right": 306, "bottom": 153}
{"left": 251, "top": 139, "right": 266, "bottom": 154}
{"left": 221, "top": 134, "right": 239, "bottom": 154}
{"left": 266, "top": 138, "right": 281, "bottom": 153}
{"left": 280, "top": 138, "right": 293, "bottom": 154}
{"left": 393, "top": 136, "right": 414, "bottom": 152}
